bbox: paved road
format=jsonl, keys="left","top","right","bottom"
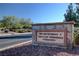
{"left": 0, "top": 33, "right": 32, "bottom": 50}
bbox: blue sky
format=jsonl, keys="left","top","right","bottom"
{"left": 0, "top": 3, "right": 69, "bottom": 23}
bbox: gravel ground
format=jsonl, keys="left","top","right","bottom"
{"left": 0, "top": 44, "right": 79, "bottom": 56}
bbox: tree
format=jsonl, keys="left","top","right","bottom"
{"left": 76, "top": 4, "right": 79, "bottom": 21}
{"left": 19, "top": 18, "right": 32, "bottom": 29}
{"left": 64, "top": 3, "right": 77, "bottom": 22}
{"left": 0, "top": 16, "right": 32, "bottom": 32}
{"left": 0, "top": 16, "right": 16, "bottom": 28}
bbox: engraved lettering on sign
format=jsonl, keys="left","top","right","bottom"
{"left": 37, "top": 31, "right": 64, "bottom": 44}
{"left": 49, "top": 36, "right": 63, "bottom": 39}
{"left": 43, "top": 39, "right": 56, "bottom": 41}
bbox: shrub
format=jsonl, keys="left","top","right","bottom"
{"left": 74, "top": 32, "right": 79, "bottom": 45}
{"left": 4, "top": 29, "right": 9, "bottom": 33}
{"left": 1, "top": 29, "right": 4, "bottom": 31}
{"left": 8, "top": 28, "right": 32, "bottom": 33}
{"left": 15, "top": 29, "right": 24, "bottom": 33}
{"left": 27, "top": 29, "right": 32, "bottom": 32}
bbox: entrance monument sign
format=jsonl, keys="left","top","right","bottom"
{"left": 32, "top": 21, "right": 75, "bottom": 48}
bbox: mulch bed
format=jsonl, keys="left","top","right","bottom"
{"left": 0, "top": 44, "right": 79, "bottom": 56}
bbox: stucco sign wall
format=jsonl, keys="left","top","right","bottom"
{"left": 32, "top": 22, "right": 75, "bottom": 48}
{"left": 36, "top": 30, "right": 66, "bottom": 46}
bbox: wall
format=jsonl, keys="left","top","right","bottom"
{"left": 32, "top": 22, "right": 74, "bottom": 48}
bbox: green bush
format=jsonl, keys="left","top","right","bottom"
{"left": 14, "top": 29, "right": 31, "bottom": 33}
{"left": 10, "top": 29, "right": 16, "bottom": 32}
{"left": 74, "top": 32, "right": 79, "bottom": 45}
{"left": 27, "top": 29, "right": 32, "bottom": 32}
{"left": 8, "top": 28, "right": 32, "bottom": 33}
{"left": 17, "top": 30, "right": 24, "bottom": 33}
{"left": 15, "top": 29, "right": 24, "bottom": 33}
